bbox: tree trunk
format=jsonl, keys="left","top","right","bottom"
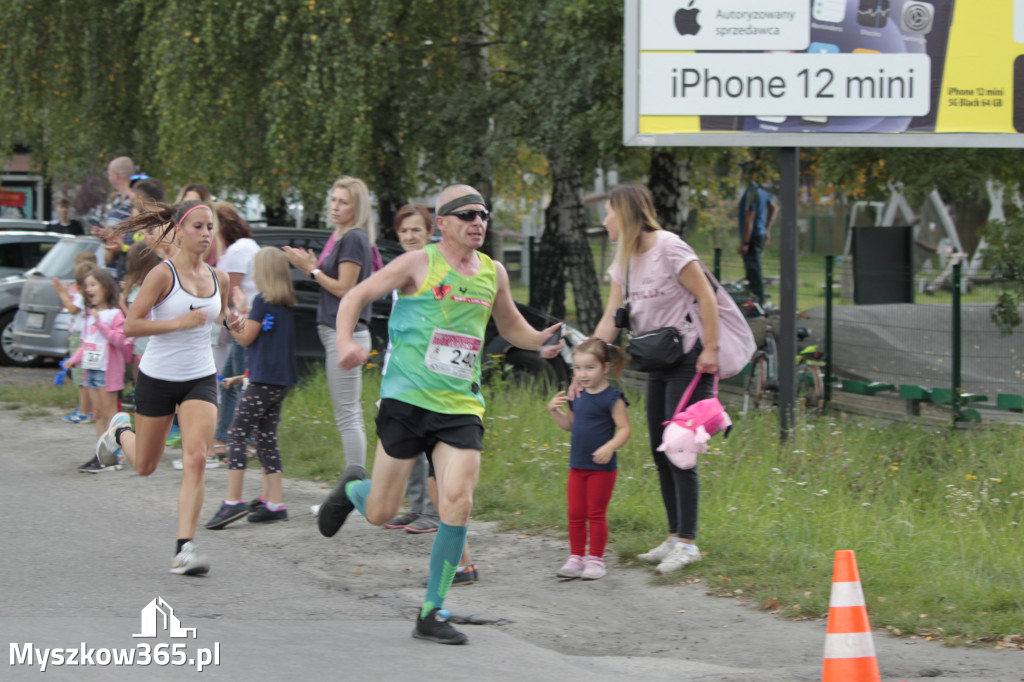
{"left": 649, "top": 150, "right": 693, "bottom": 238}
{"left": 533, "top": 154, "right": 604, "bottom": 331}
{"left": 266, "top": 195, "right": 293, "bottom": 227}
{"left": 461, "top": 12, "right": 495, "bottom": 257}
{"left": 372, "top": 93, "right": 406, "bottom": 243}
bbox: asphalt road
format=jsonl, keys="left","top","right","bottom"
{"left": 1, "top": 375, "right": 1022, "bottom": 681}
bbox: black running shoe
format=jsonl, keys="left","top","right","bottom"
{"left": 78, "top": 456, "right": 100, "bottom": 470}
{"left": 204, "top": 501, "right": 251, "bottom": 530}
{"left": 317, "top": 464, "right": 366, "bottom": 538}
{"left": 412, "top": 608, "right": 468, "bottom": 645}
{"left": 247, "top": 505, "right": 288, "bottom": 523}
{"left": 421, "top": 565, "right": 479, "bottom": 587}
{"left": 80, "top": 458, "right": 122, "bottom": 474}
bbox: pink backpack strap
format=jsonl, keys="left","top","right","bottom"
{"left": 672, "top": 372, "right": 718, "bottom": 417}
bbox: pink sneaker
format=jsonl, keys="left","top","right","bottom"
{"left": 557, "top": 555, "right": 585, "bottom": 578}
{"left": 581, "top": 556, "right": 606, "bottom": 580}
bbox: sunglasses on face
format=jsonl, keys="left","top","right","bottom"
{"left": 444, "top": 209, "right": 489, "bottom": 223}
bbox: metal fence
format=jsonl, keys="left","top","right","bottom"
{"left": 810, "top": 259, "right": 1022, "bottom": 422}
{"left": 507, "top": 234, "right": 1022, "bottom": 422}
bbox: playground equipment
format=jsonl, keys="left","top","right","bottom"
{"left": 842, "top": 181, "right": 1007, "bottom": 297}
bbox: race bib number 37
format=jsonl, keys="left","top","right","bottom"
{"left": 425, "top": 328, "right": 482, "bottom": 382}
{"left": 82, "top": 341, "right": 105, "bottom": 370}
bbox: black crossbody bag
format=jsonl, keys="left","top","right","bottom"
{"left": 619, "top": 263, "right": 684, "bottom": 372}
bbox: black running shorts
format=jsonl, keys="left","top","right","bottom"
{"left": 375, "top": 398, "right": 484, "bottom": 460}
{"left": 134, "top": 371, "right": 219, "bottom": 417}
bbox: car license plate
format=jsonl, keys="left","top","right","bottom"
{"left": 26, "top": 312, "right": 44, "bottom": 329}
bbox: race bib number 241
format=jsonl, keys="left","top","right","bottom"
{"left": 425, "top": 329, "right": 482, "bottom": 382}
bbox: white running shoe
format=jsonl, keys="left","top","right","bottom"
{"left": 170, "top": 541, "right": 210, "bottom": 576}
{"left": 97, "top": 412, "right": 132, "bottom": 465}
{"left": 655, "top": 542, "right": 701, "bottom": 574}
{"left": 637, "top": 540, "right": 675, "bottom": 563}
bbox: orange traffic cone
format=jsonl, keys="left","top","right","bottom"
{"left": 822, "top": 550, "right": 880, "bottom": 682}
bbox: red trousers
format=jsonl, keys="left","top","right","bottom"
{"left": 567, "top": 467, "right": 617, "bottom": 558}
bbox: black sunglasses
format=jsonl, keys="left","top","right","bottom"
{"left": 444, "top": 209, "right": 489, "bottom": 222}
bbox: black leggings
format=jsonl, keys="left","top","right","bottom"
{"left": 645, "top": 344, "right": 713, "bottom": 541}
{"left": 226, "top": 382, "right": 290, "bottom": 474}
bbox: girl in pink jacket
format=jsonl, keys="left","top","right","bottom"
{"left": 66, "top": 268, "right": 132, "bottom": 459}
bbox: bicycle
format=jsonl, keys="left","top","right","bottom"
{"left": 743, "top": 304, "right": 825, "bottom": 415}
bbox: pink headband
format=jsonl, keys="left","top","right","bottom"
{"left": 175, "top": 204, "right": 211, "bottom": 229}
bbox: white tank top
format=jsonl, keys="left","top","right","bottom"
{"left": 139, "top": 260, "right": 220, "bottom": 381}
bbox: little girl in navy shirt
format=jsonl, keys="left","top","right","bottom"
{"left": 547, "top": 339, "right": 631, "bottom": 580}
{"left": 205, "top": 247, "right": 298, "bottom": 529}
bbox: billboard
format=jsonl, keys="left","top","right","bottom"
{"left": 624, "top": 0, "right": 1024, "bottom": 147}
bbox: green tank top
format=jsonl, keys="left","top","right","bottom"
{"left": 380, "top": 243, "right": 497, "bottom": 417}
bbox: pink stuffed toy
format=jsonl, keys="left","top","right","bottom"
{"left": 657, "top": 374, "right": 732, "bottom": 470}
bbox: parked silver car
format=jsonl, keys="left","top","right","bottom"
{"left": 0, "top": 218, "right": 49, "bottom": 232}
{"left": 0, "top": 231, "right": 67, "bottom": 365}
{"left": 9, "top": 236, "right": 106, "bottom": 365}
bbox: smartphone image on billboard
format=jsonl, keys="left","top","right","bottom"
{"left": 814, "top": 0, "right": 847, "bottom": 23}
{"left": 857, "top": 0, "right": 891, "bottom": 29}
{"left": 718, "top": 0, "right": 956, "bottom": 135}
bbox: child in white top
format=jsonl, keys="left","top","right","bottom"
{"left": 53, "top": 258, "right": 99, "bottom": 425}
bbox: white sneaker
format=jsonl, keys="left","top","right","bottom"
{"left": 655, "top": 543, "right": 701, "bottom": 574}
{"left": 557, "top": 555, "right": 585, "bottom": 578}
{"left": 581, "top": 556, "right": 607, "bottom": 580}
{"left": 96, "top": 412, "right": 132, "bottom": 465}
{"left": 637, "top": 540, "right": 675, "bottom": 563}
{"left": 170, "top": 541, "right": 210, "bottom": 576}
{"left": 171, "top": 457, "right": 221, "bottom": 470}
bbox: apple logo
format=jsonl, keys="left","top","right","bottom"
{"left": 675, "top": 0, "right": 701, "bottom": 37}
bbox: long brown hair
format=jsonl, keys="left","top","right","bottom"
{"left": 83, "top": 268, "right": 120, "bottom": 310}
{"left": 213, "top": 201, "right": 253, "bottom": 248}
{"left": 113, "top": 200, "right": 208, "bottom": 247}
{"left": 609, "top": 184, "right": 662, "bottom": 270}
{"left": 122, "top": 241, "right": 162, "bottom": 295}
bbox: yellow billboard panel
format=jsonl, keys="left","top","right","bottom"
{"left": 625, "top": 0, "right": 1024, "bottom": 147}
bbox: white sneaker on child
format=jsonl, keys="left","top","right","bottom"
{"left": 655, "top": 542, "right": 701, "bottom": 574}
{"left": 581, "top": 556, "right": 607, "bottom": 580}
{"left": 637, "top": 540, "right": 675, "bottom": 563}
{"left": 557, "top": 555, "right": 585, "bottom": 578}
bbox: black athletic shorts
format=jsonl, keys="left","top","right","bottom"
{"left": 134, "top": 371, "right": 219, "bottom": 417}
{"left": 375, "top": 398, "right": 484, "bottom": 460}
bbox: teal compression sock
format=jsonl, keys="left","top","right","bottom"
{"left": 421, "top": 522, "right": 468, "bottom": 619}
{"left": 345, "top": 478, "right": 372, "bottom": 517}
